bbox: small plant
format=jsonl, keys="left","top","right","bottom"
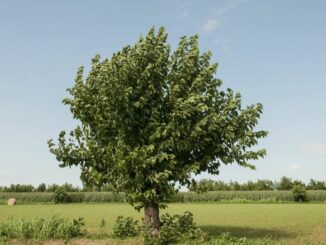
{"left": 53, "top": 188, "right": 71, "bottom": 203}
{"left": 99, "top": 218, "right": 106, "bottom": 229}
{"left": 292, "top": 184, "right": 307, "bottom": 202}
{"left": 70, "top": 217, "right": 85, "bottom": 237}
{"left": 97, "top": 219, "right": 108, "bottom": 238}
{"left": 112, "top": 216, "right": 139, "bottom": 239}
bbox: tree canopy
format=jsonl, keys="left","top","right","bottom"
{"left": 48, "top": 27, "right": 267, "bottom": 231}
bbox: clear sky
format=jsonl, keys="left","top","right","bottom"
{"left": 0, "top": 0, "right": 325, "bottom": 186}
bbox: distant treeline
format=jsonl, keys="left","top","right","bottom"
{"left": 1, "top": 191, "right": 326, "bottom": 204}
{"left": 189, "top": 177, "right": 326, "bottom": 192}
{"left": 0, "top": 183, "right": 113, "bottom": 193}
{"left": 1, "top": 177, "right": 326, "bottom": 193}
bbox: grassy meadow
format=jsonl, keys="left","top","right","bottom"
{"left": 1, "top": 203, "right": 326, "bottom": 244}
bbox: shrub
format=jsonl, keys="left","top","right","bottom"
{"left": 53, "top": 188, "right": 71, "bottom": 203}
{"left": 0, "top": 216, "right": 85, "bottom": 240}
{"left": 144, "top": 211, "right": 207, "bottom": 245}
{"left": 292, "top": 185, "right": 307, "bottom": 202}
{"left": 112, "top": 216, "right": 139, "bottom": 239}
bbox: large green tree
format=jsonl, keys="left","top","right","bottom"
{"left": 48, "top": 27, "right": 267, "bottom": 233}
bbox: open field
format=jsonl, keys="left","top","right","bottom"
{"left": 1, "top": 203, "right": 326, "bottom": 244}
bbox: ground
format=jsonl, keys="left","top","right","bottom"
{"left": 1, "top": 203, "right": 326, "bottom": 244}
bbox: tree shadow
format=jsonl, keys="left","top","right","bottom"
{"left": 200, "top": 225, "right": 296, "bottom": 240}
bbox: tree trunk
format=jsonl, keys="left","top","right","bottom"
{"left": 144, "top": 202, "right": 160, "bottom": 235}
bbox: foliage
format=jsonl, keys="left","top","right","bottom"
{"left": 276, "top": 176, "right": 293, "bottom": 190}
{"left": 0, "top": 216, "right": 85, "bottom": 240}
{"left": 47, "top": 183, "right": 81, "bottom": 192}
{"left": 36, "top": 183, "right": 47, "bottom": 192}
{"left": 0, "top": 192, "right": 124, "bottom": 204}
{"left": 189, "top": 176, "right": 326, "bottom": 192}
{"left": 82, "top": 183, "right": 115, "bottom": 192}
{"left": 143, "top": 211, "right": 207, "bottom": 245}
{"left": 189, "top": 179, "right": 275, "bottom": 192}
{"left": 53, "top": 188, "right": 71, "bottom": 204}
{"left": 0, "top": 192, "right": 54, "bottom": 203}
{"left": 0, "top": 184, "right": 35, "bottom": 192}
{"left": 173, "top": 191, "right": 294, "bottom": 203}
{"left": 0, "top": 183, "right": 81, "bottom": 193}
{"left": 111, "top": 216, "right": 140, "bottom": 239}
{"left": 99, "top": 219, "right": 106, "bottom": 229}
{"left": 1, "top": 177, "right": 326, "bottom": 193}
{"left": 307, "top": 179, "right": 326, "bottom": 190}
{"left": 46, "top": 184, "right": 60, "bottom": 192}
{"left": 92, "top": 218, "right": 109, "bottom": 239}
{"left": 48, "top": 27, "right": 267, "bottom": 212}
{"left": 292, "top": 184, "right": 307, "bottom": 202}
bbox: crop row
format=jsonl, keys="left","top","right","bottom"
{"left": 1, "top": 191, "right": 326, "bottom": 204}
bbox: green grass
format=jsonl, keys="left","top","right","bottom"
{"left": 1, "top": 203, "right": 326, "bottom": 244}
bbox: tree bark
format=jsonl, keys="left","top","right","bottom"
{"left": 144, "top": 202, "right": 160, "bottom": 235}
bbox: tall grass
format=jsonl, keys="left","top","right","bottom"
{"left": 1, "top": 190, "right": 326, "bottom": 204}
{"left": 0, "top": 192, "right": 126, "bottom": 204}
{"left": 0, "top": 192, "right": 53, "bottom": 203}
{"left": 0, "top": 216, "right": 85, "bottom": 240}
{"left": 173, "top": 190, "right": 326, "bottom": 203}
{"left": 171, "top": 191, "right": 294, "bottom": 203}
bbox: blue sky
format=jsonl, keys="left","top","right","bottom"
{"left": 0, "top": 0, "right": 325, "bottom": 186}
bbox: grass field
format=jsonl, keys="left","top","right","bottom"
{"left": 1, "top": 203, "right": 326, "bottom": 244}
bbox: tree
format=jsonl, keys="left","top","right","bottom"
{"left": 307, "top": 179, "right": 326, "bottom": 190}
{"left": 48, "top": 27, "right": 267, "bottom": 234}
{"left": 254, "top": 179, "right": 275, "bottom": 190}
{"left": 36, "top": 183, "right": 47, "bottom": 192}
{"left": 276, "top": 176, "right": 293, "bottom": 190}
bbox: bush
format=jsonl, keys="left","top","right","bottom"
{"left": 112, "top": 216, "right": 140, "bottom": 239}
{"left": 292, "top": 185, "right": 307, "bottom": 202}
{"left": 144, "top": 211, "right": 207, "bottom": 245}
{"left": 53, "top": 188, "right": 71, "bottom": 203}
{"left": 0, "top": 216, "right": 85, "bottom": 240}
